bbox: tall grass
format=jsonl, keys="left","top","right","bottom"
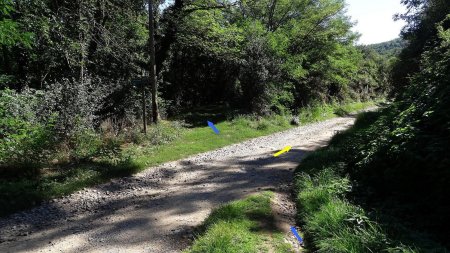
{"left": 295, "top": 163, "right": 414, "bottom": 252}
{"left": 294, "top": 109, "right": 447, "bottom": 252}
{"left": 185, "top": 192, "right": 294, "bottom": 253}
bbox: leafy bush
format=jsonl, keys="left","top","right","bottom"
{"left": 70, "top": 128, "right": 103, "bottom": 161}
{"left": 147, "top": 121, "right": 184, "bottom": 145}
{"left": 0, "top": 89, "right": 56, "bottom": 171}
{"left": 43, "top": 78, "right": 107, "bottom": 138}
{"left": 340, "top": 21, "right": 450, "bottom": 245}
{"left": 240, "top": 33, "right": 282, "bottom": 115}
{"left": 295, "top": 103, "right": 449, "bottom": 252}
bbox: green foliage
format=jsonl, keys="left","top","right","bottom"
{"left": 296, "top": 11, "right": 450, "bottom": 243}
{"left": 229, "top": 114, "right": 290, "bottom": 130}
{"left": 1, "top": 0, "right": 147, "bottom": 89}
{"left": 70, "top": 129, "right": 104, "bottom": 161}
{"left": 295, "top": 161, "right": 399, "bottom": 252}
{"left": 296, "top": 101, "right": 375, "bottom": 124}
{"left": 0, "top": 101, "right": 373, "bottom": 217}
{"left": 366, "top": 38, "right": 407, "bottom": 56}
{"left": 178, "top": 6, "right": 244, "bottom": 59}
{"left": 0, "top": 89, "right": 55, "bottom": 170}
{"left": 161, "top": 0, "right": 387, "bottom": 115}
{"left": 295, "top": 67, "right": 450, "bottom": 252}
{"left": 331, "top": 15, "right": 450, "bottom": 247}
{"left": 240, "top": 33, "right": 281, "bottom": 114}
{"left": 186, "top": 192, "right": 293, "bottom": 253}
{"left": 391, "top": 0, "right": 450, "bottom": 95}
{"left": 0, "top": 0, "right": 33, "bottom": 48}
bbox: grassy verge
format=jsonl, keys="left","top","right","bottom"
{"left": 185, "top": 192, "right": 294, "bottom": 253}
{"left": 0, "top": 100, "right": 375, "bottom": 217}
{"left": 294, "top": 109, "right": 447, "bottom": 252}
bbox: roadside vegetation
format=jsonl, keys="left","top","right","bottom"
{"left": 1, "top": 0, "right": 391, "bottom": 217}
{"left": 294, "top": 1, "right": 450, "bottom": 250}
{"left": 295, "top": 110, "right": 447, "bottom": 252}
{"left": 0, "top": 100, "right": 373, "bottom": 217}
{"left": 185, "top": 192, "right": 294, "bottom": 253}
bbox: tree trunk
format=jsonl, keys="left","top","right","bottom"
{"left": 155, "top": 0, "right": 184, "bottom": 74}
{"left": 149, "top": 0, "right": 159, "bottom": 123}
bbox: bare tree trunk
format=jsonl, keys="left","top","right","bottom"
{"left": 149, "top": 0, "right": 159, "bottom": 123}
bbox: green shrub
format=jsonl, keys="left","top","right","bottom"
{"left": 124, "top": 127, "right": 147, "bottom": 144}
{"left": 271, "top": 114, "right": 290, "bottom": 127}
{"left": 0, "top": 89, "right": 56, "bottom": 171}
{"left": 255, "top": 119, "right": 270, "bottom": 130}
{"left": 71, "top": 128, "right": 103, "bottom": 160}
{"left": 294, "top": 105, "right": 449, "bottom": 252}
{"left": 147, "top": 121, "right": 184, "bottom": 145}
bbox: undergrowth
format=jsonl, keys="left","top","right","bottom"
{"left": 0, "top": 100, "right": 374, "bottom": 217}
{"left": 294, "top": 108, "right": 449, "bottom": 252}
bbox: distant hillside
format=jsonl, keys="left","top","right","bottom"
{"left": 367, "top": 38, "right": 407, "bottom": 56}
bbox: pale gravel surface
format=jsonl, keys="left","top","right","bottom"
{"left": 0, "top": 113, "right": 364, "bottom": 253}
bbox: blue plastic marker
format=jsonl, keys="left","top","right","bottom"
{"left": 290, "top": 226, "right": 304, "bottom": 245}
{"left": 207, "top": 121, "right": 220, "bottom": 134}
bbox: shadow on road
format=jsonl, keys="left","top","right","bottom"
{"left": 0, "top": 146, "right": 314, "bottom": 252}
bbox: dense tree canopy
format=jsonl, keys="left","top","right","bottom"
{"left": 0, "top": 0, "right": 391, "bottom": 170}
{"left": 159, "top": 0, "right": 386, "bottom": 113}
{"left": 1, "top": 0, "right": 388, "bottom": 115}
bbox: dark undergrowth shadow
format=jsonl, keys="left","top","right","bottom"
{"left": 293, "top": 109, "right": 450, "bottom": 252}
{"left": 170, "top": 104, "right": 244, "bottom": 128}
{"left": 0, "top": 158, "right": 142, "bottom": 218}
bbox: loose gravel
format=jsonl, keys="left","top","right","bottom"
{"left": 0, "top": 114, "right": 362, "bottom": 253}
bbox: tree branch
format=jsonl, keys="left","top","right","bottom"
{"left": 183, "top": 2, "right": 237, "bottom": 14}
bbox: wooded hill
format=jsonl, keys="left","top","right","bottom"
{"left": 367, "top": 38, "right": 407, "bottom": 56}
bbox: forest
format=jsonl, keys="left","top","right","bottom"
{"left": 0, "top": 0, "right": 389, "bottom": 200}
{"left": 0, "top": 0, "right": 449, "bottom": 252}
{"left": 366, "top": 38, "right": 407, "bottom": 56}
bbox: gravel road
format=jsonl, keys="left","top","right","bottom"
{"left": 0, "top": 114, "right": 361, "bottom": 252}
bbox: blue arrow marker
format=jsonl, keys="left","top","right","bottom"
{"left": 207, "top": 121, "right": 220, "bottom": 134}
{"left": 290, "top": 226, "right": 303, "bottom": 245}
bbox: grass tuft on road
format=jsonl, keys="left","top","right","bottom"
{"left": 185, "top": 192, "right": 294, "bottom": 253}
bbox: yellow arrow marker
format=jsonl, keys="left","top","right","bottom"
{"left": 273, "top": 146, "right": 292, "bottom": 157}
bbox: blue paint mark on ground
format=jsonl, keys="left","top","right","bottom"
{"left": 207, "top": 121, "right": 220, "bottom": 134}
{"left": 290, "top": 226, "right": 303, "bottom": 245}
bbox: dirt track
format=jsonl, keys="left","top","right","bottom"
{"left": 0, "top": 114, "right": 361, "bottom": 252}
